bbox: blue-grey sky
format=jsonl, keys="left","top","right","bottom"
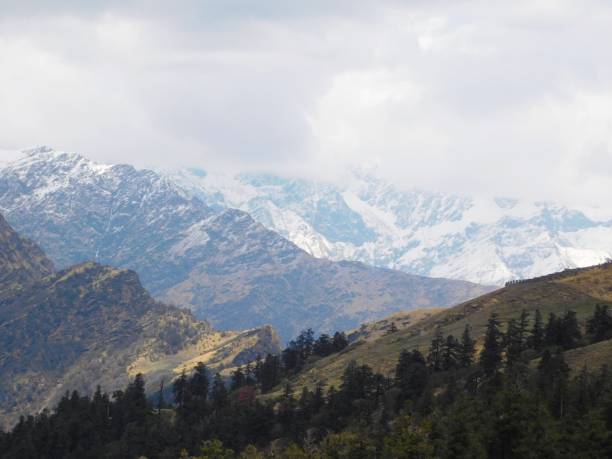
{"left": 1, "top": 1, "right": 611, "bottom": 208}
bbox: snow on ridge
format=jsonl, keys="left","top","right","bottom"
{"left": 2, "top": 148, "right": 611, "bottom": 286}
{"left": 165, "top": 166, "right": 612, "bottom": 286}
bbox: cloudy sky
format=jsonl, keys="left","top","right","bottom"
{"left": 1, "top": 1, "right": 611, "bottom": 208}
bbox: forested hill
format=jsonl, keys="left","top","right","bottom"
{"left": 283, "top": 261, "right": 612, "bottom": 392}
{"left": 1, "top": 263, "right": 611, "bottom": 457}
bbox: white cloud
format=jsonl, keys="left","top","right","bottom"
{"left": 0, "top": 1, "right": 611, "bottom": 208}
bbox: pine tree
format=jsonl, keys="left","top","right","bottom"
{"left": 230, "top": 366, "right": 246, "bottom": 391}
{"left": 253, "top": 354, "right": 263, "bottom": 384}
{"left": 517, "top": 309, "right": 530, "bottom": 348}
{"left": 505, "top": 319, "right": 523, "bottom": 367}
{"left": 395, "top": 349, "right": 429, "bottom": 403}
{"left": 544, "top": 312, "right": 561, "bottom": 348}
{"left": 427, "top": 326, "right": 445, "bottom": 372}
{"left": 187, "top": 362, "right": 210, "bottom": 420}
{"left": 479, "top": 313, "right": 503, "bottom": 376}
{"left": 459, "top": 324, "right": 476, "bottom": 368}
{"left": 124, "top": 373, "right": 147, "bottom": 423}
{"left": 278, "top": 383, "right": 296, "bottom": 437}
{"left": 537, "top": 349, "right": 570, "bottom": 418}
{"left": 529, "top": 309, "right": 544, "bottom": 351}
{"left": 156, "top": 380, "right": 165, "bottom": 413}
{"left": 441, "top": 335, "right": 460, "bottom": 371}
{"left": 332, "top": 331, "right": 349, "bottom": 352}
{"left": 314, "top": 333, "right": 334, "bottom": 356}
{"left": 211, "top": 372, "right": 229, "bottom": 410}
{"left": 173, "top": 370, "right": 188, "bottom": 409}
{"left": 259, "top": 353, "right": 281, "bottom": 393}
{"left": 587, "top": 304, "right": 612, "bottom": 343}
{"left": 559, "top": 310, "right": 582, "bottom": 350}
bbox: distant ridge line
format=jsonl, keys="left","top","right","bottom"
{"left": 504, "top": 259, "right": 612, "bottom": 287}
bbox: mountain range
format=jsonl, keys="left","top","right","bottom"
{"left": 0, "top": 213, "right": 280, "bottom": 429}
{"left": 166, "top": 167, "right": 612, "bottom": 286}
{"left": 0, "top": 148, "right": 490, "bottom": 341}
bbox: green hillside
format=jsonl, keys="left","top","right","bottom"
{"left": 282, "top": 262, "right": 612, "bottom": 393}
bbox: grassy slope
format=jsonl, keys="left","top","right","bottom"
{"left": 564, "top": 338, "right": 612, "bottom": 372}
{"left": 279, "top": 263, "right": 612, "bottom": 394}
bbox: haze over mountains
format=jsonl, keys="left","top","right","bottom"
{"left": 167, "top": 167, "right": 612, "bottom": 286}
{"left": 0, "top": 148, "right": 489, "bottom": 341}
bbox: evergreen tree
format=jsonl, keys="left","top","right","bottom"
{"left": 332, "top": 331, "right": 349, "bottom": 352}
{"left": 296, "top": 328, "right": 315, "bottom": 359}
{"left": 427, "top": 326, "right": 445, "bottom": 372}
{"left": 480, "top": 313, "right": 504, "bottom": 376}
{"left": 587, "top": 304, "right": 612, "bottom": 343}
{"left": 528, "top": 308, "right": 545, "bottom": 351}
{"left": 186, "top": 362, "right": 210, "bottom": 420}
{"left": 437, "top": 395, "right": 488, "bottom": 459}
{"left": 173, "top": 370, "right": 188, "bottom": 409}
{"left": 441, "top": 335, "right": 460, "bottom": 371}
{"left": 459, "top": 324, "right": 476, "bottom": 368}
{"left": 259, "top": 353, "right": 281, "bottom": 393}
{"left": 517, "top": 309, "right": 530, "bottom": 349}
{"left": 383, "top": 414, "right": 435, "bottom": 459}
{"left": 537, "top": 350, "right": 570, "bottom": 418}
{"left": 395, "top": 349, "right": 429, "bottom": 403}
{"left": 124, "top": 373, "right": 147, "bottom": 423}
{"left": 278, "top": 383, "right": 296, "bottom": 437}
{"left": 559, "top": 310, "right": 582, "bottom": 350}
{"left": 544, "top": 312, "right": 561, "bottom": 348}
{"left": 211, "top": 372, "right": 229, "bottom": 410}
{"left": 505, "top": 319, "right": 523, "bottom": 367}
{"left": 313, "top": 333, "right": 334, "bottom": 356}
{"left": 231, "top": 366, "right": 246, "bottom": 391}
{"left": 489, "top": 386, "right": 558, "bottom": 458}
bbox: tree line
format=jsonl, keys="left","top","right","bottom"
{"left": 1, "top": 305, "right": 611, "bottom": 458}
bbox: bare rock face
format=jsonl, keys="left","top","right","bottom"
{"left": 0, "top": 148, "right": 492, "bottom": 341}
{"left": 0, "top": 213, "right": 54, "bottom": 287}
{"left": 0, "top": 215, "right": 281, "bottom": 429}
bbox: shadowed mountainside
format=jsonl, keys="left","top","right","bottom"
{"left": 0, "top": 216, "right": 280, "bottom": 429}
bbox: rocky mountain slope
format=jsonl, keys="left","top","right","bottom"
{"left": 0, "top": 215, "right": 280, "bottom": 429}
{"left": 167, "top": 167, "right": 612, "bottom": 286}
{"left": 0, "top": 148, "right": 491, "bottom": 340}
{"left": 0, "top": 214, "right": 54, "bottom": 288}
{"left": 279, "top": 261, "right": 612, "bottom": 393}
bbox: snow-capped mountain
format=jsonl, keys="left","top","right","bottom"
{"left": 165, "top": 167, "right": 612, "bottom": 286}
{"left": 0, "top": 148, "right": 490, "bottom": 340}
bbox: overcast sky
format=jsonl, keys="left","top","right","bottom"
{"left": 1, "top": 1, "right": 611, "bottom": 208}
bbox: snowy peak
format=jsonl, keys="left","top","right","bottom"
{"left": 0, "top": 148, "right": 489, "bottom": 341}
{"left": 165, "top": 167, "right": 612, "bottom": 286}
